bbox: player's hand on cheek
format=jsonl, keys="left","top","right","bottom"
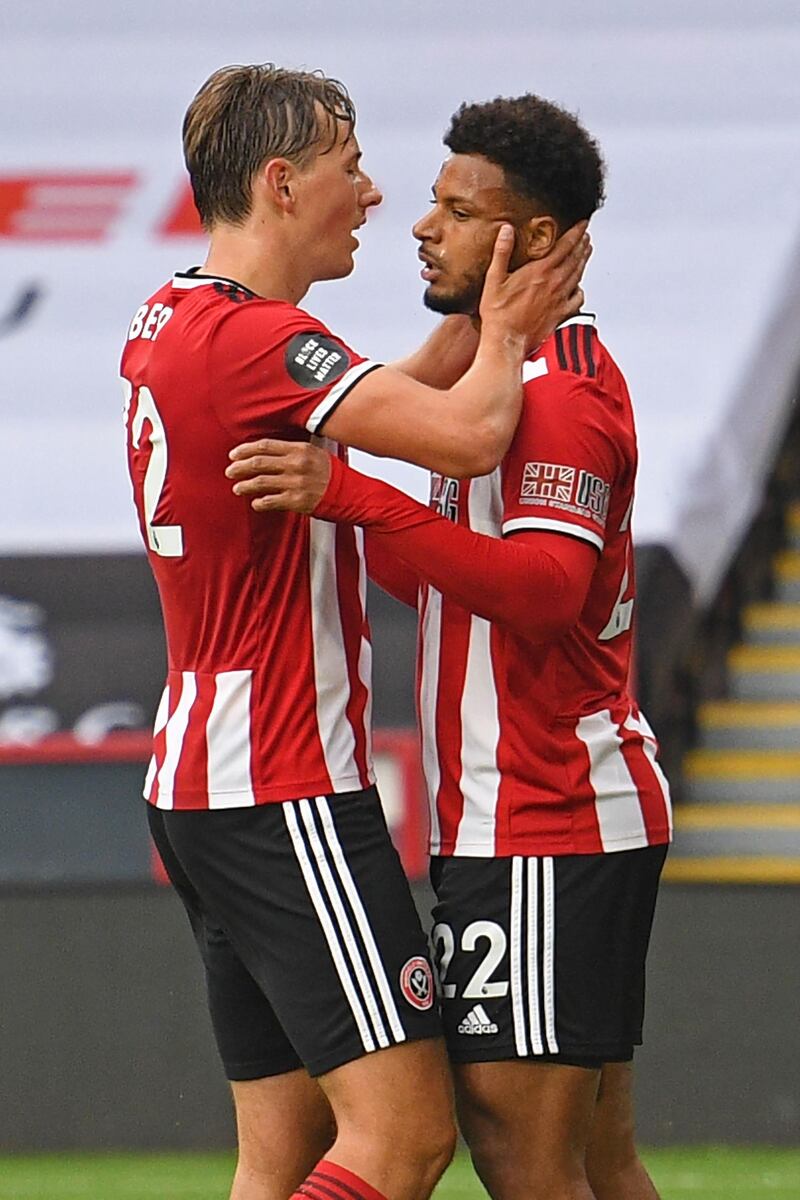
{"left": 226, "top": 438, "right": 333, "bottom": 514}
{"left": 480, "top": 221, "right": 591, "bottom": 353}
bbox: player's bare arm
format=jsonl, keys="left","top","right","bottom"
{"left": 309, "top": 222, "right": 589, "bottom": 478}
{"left": 391, "top": 315, "right": 479, "bottom": 388}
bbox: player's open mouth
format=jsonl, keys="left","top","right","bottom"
{"left": 418, "top": 249, "right": 442, "bottom": 282}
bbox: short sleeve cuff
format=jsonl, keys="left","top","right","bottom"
{"left": 306, "top": 360, "right": 384, "bottom": 434}
{"left": 502, "top": 515, "right": 605, "bottom": 551}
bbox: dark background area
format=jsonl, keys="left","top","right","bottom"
{"left": 2, "top": 551, "right": 798, "bottom": 1149}
{"left": 0, "top": 882, "right": 797, "bottom": 1150}
{"left": 0, "top": 554, "right": 418, "bottom": 737}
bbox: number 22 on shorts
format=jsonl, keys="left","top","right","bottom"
{"left": 432, "top": 920, "right": 509, "bottom": 1000}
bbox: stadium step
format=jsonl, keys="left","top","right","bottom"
{"left": 774, "top": 549, "right": 800, "bottom": 602}
{"left": 666, "top": 796, "right": 800, "bottom": 883}
{"left": 663, "top": 855, "right": 800, "bottom": 883}
{"left": 727, "top": 644, "right": 800, "bottom": 700}
{"left": 742, "top": 602, "right": 800, "bottom": 645}
{"left": 684, "top": 748, "right": 800, "bottom": 803}
{"left": 667, "top": 802, "right": 800, "bottom": 874}
{"left": 698, "top": 700, "right": 800, "bottom": 749}
{"left": 672, "top": 500, "right": 800, "bottom": 883}
{"left": 786, "top": 501, "right": 800, "bottom": 550}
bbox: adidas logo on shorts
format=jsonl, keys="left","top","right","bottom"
{"left": 457, "top": 1004, "right": 499, "bottom": 1035}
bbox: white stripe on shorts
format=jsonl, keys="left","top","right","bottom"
{"left": 510, "top": 857, "right": 528, "bottom": 1055}
{"left": 282, "top": 801, "right": 376, "bottom": 1053}
{"left": 510, "top": 856, "right": 559, "bottom": 1057}
{"left": 314, "top": 796, "right": 406, "bottom": 1044}
{"left": 525, "top": 858, "right": 544, "bottom": 1055}
{"left": 298, "top": 798, "right": 389, "bottom": 1049}
{"left": 542, "top": 857, "right": 559, "bottom": 1053}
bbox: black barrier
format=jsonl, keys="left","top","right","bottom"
{"left": 0, "top": 553, "right": 419, "bottom": 741}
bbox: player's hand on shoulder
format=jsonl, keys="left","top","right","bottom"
{"left": 226, "top": 438, "right": 332, "bottom": 514}
{"left": 480, "top": 221, "right": 591, "bottom": 353}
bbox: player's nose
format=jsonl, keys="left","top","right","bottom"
{"left": 412, "top": 210, "right": 437, "bottom": 242}
{"left": 359, "top": 178, "right": 382, "bottom": 210}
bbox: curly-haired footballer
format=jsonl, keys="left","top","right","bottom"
{"left": 227, "top": 93, "right": 671, "bottom": 1200}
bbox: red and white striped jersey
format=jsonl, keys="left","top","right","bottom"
{"left": 418, "top": 315, "right": 672, "bottom": 857}
{"left": 120, "top": 270, "right": 382, "bottom": 809}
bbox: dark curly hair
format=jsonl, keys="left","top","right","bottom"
{"left": 444, "top": 95, "right": 605, "bottom": 229}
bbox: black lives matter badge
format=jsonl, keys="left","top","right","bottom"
{"left": 285, "top": 331, "right": 351, "bottom": 390}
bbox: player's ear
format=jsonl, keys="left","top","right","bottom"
{"left": 522, "top": 215, "right": 559, "bottom": 261}
{"left": 260, "top": 158, "right": 299, "bottom": 212}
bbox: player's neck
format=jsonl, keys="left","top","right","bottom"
{"left": 202, "top": 225, "right": 311, "bottom": 306}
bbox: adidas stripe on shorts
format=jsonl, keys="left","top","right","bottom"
{"left": 430, "top": 845, "right": 667, "bottom": 1067}
{"left": 148, "top": 787, "right": 439, "bottom": 1079}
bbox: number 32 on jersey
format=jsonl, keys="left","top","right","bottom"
{"left": 122, "top": 377, "right": 184, "bottom": 558}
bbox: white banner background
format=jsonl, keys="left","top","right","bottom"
{"left": 1, "top": 1, "right": 799, "bottom": 602}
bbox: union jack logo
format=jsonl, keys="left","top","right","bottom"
{"left": 521, "top": 462, "right": 575, "bottom": 504}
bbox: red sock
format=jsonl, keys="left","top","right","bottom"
{"left": 292, "top": 1158, "right": 389, "bottom": 1200}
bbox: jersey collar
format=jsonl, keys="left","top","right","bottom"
{"left": 172, "top": 268, "right": 257, "bottom": 296}
{"left": 555, "top": 312, "right": 596, "bottom": 330}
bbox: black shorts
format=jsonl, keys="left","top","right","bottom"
{"left": 430, "top": 844, "right": 667, "bottom": 1068}
{"left": 148, "top": 787, "right": 439, "bottom": 1080}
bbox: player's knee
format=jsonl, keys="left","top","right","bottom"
{"left": 467, "top": 1125, "right": 518, "bottom": 1195}
{"left": 338, "top": 1071, "right": 457, "bottom": 1171}
{"left": 393, "top": 1104, "right": 457, "bottom": 1180}
{"left": 586, "top": 1136, "right": 641, "bottom": 1195}
{"left": 461, "top": 1100, "right": 584, "bottom": 1199}
{"left": 235, "top": 1105, "right": 335, "bottom": 1184}
{"left": 457, "top": 1103, "right": 513, "bottom": 1190}
{"left": 416, "top": 1117, "right": 458, "bottom": 1191}
{"left": 431, "top": 1111, "right": 459, "bottom": 1172}
{"left": 586, "top": 1107, "right": 637, "bottom": 1182}
{"left": 470, "top": 1136, "right": 587, "bottom": 1200}
{"left": 412, "top": 1107, "right": 459, "bottom": 1187}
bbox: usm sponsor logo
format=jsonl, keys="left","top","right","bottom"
{"left": 458, "top": 1004, "right": 499, "bottom": 1035}
{"left": 575, "top": 470, "right": 610, "bottom": 525}
{"left": 519, "top": 461, "right": 610, "bottom": 528}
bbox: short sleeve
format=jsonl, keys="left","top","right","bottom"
{"left": 501, "top": 366, "right": 624, "bottom": 552}
{"left": 207, "top": 299, "right": 383, "bottom": 441}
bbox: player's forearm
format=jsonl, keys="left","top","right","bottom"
{"left": 438, "top": 326, "right": 526, "bottom": 477}
{"left": 317, "top": 458, "right": 583, "bottom": 641}
{"left": 392, "top": 316, "right": 478, "bottom": 388}
{"left": 364, "top": 532, "right": 420, "bottom": 608}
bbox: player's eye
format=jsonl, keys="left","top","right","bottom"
{"left": 452, "top": 209, "right": 470, "bottom": 221}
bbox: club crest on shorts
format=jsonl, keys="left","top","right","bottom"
{"left": 400, "top": 956, "right": 434, "bottom": 1010}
